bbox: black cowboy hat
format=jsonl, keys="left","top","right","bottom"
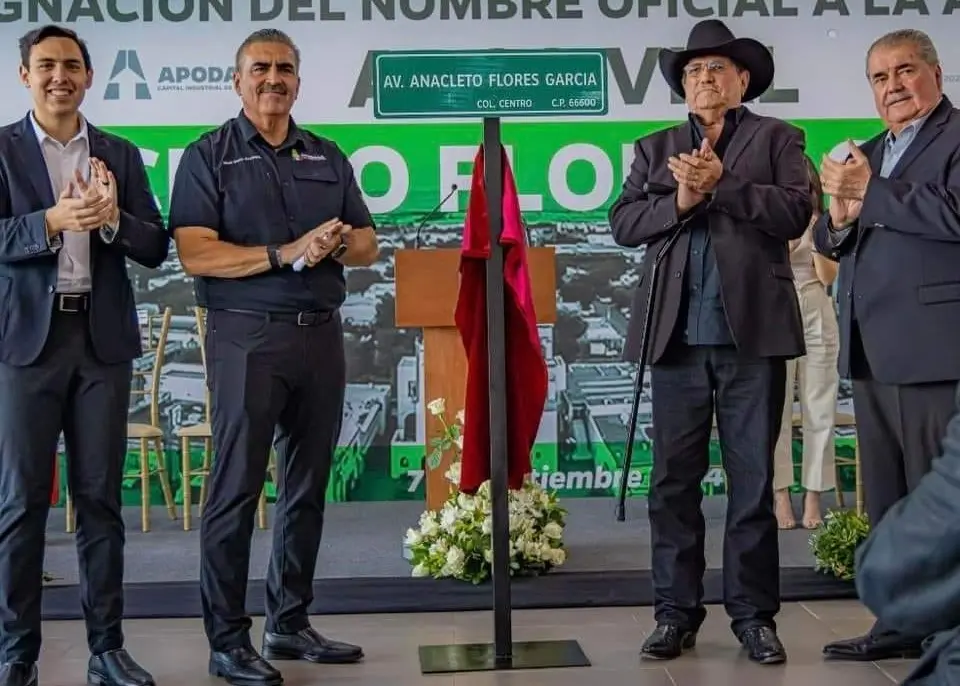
{"left": 658, "top": 19, "right": 774, "bottom": 103}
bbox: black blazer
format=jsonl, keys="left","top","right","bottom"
{"left": 813, "top": 97, "right": 960, "bottom": 385}
{"left": 610, "top": 108, "right": 811, "bottom": 364}
{"left": 0, "top": 113, "right": 169, "bottom": 367}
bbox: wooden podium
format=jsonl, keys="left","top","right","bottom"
{"left": 394, "top": 246, "right": 557, "bottom": 511}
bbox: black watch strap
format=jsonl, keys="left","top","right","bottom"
{"left": 267, "top": 245, "right": 282, "bottom": 269}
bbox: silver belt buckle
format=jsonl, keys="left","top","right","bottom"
{"left": 59, "top": 294, "right": 82, "bottom": 313}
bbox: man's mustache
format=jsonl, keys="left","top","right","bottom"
{"left": 258, "top": 84, "right": 287, "bottom": 94}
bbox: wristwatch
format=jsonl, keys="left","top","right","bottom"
{"left": 267, "top": 245, "right": 283, "bottom": 269}
{"left": 330, "top": 239, "right": 348, "bottom": 260}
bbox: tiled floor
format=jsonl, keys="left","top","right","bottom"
{"left": 37, "top": 601, "right": 915, "bottom": 685}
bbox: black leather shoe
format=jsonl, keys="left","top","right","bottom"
{"left": 739, "top": 626, "right": 787, "bottom": 665}
{"left": 87, "top": 649, "right": 155, "bottom": 686}
{"left": 262, "top": 628, "right": 363, "bottom": 664}
{"left": 209, "top": 646, "right": 282, "bottom": 686}
{"left": 640, "top": 624, "right": 697, "bottom": 660}
{"left": 823, "top": 633, "right": 923, "bottom": 661}
{"left": 0, "top": 663, "right": 37, "bottom": 686}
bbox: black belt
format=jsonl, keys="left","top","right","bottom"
{"left": 54, "top": 293, "right": 89, "bottom": 313}
{"left": 222, "top": 308, "right": 334, "bottom": 326}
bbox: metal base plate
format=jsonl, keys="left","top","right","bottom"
{"left": 418, "top": 639, "right": 591, "bottom": 674}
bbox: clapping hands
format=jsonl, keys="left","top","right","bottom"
{"left": 44, "top": 157, "right": 119, "bottom": 234}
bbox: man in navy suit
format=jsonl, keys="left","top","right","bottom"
{"left": 0, "top": 25, "right": 168, "bottom": 686}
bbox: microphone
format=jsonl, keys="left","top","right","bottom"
{"left": 414, "top": 183, "right": 459, "bottom": 249}
{"left": 291, "top": 184, "right": 460, "bottom": 272}
{"left": 641, "top": 181, "right": 676, "bottom": 197}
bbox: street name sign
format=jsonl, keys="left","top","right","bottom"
{"left": 371, "top": 49, "right": 608, "bottom": 119}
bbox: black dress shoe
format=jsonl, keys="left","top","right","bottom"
{"left": 209, "top": 646, "right": 283, "bottom": 686}
{"left": 739, "top": 626, "right": 787, "bottom": 665}
{"left": 262, "top": 628, "right": 363, "bottom": 664}
{"left": 87, "top": 649, "right": 155, "bottom": 686}
{"left": 640, "top": 624, "right": 697, "bottom": 660}
{"left": 823, "top": 632, "right": 923, "bottom": 661}
{"left": 0, "top": 663, "right": 37, "bottom": 686}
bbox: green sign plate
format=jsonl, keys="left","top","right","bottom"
{"left": 371, "top": 49, "right": 608, "bottom": 119}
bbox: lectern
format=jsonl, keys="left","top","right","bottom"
{"left": 394, "top": 246, "right": 557, "bottom": 511}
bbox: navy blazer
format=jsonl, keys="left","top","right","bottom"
{"left": 0, "top": 113, "right": 169, "bottom": 367}
{"left": 813, "top": 97, "right": 960, "bottom": 385}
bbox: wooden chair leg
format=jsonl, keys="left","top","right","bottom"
{"left": 139, "top": 438, "right": 150, "bottom": 532}
{"left": 154, "top": 437, "right": 177, "bottom": 521}
{"left": 834, "top": 464, "right": 846, "bottom": 509}
{"left": 257, "top": 490, "right": 267, "bottom": 530}
{"left": 198, "top": 439, "right": 212, "bottom": 514}
{"left": 65, "top": 488, "right": 75, "bottom": 534}
{"left": 182, "top": 437, "right": 192, "bottom": 531}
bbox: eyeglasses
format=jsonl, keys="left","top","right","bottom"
{"left": 683, "top": 61, "right": 729, "bottom": 80}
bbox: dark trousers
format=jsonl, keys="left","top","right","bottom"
{"left": 200, "top": 309, "right": 346, "bottom": 652}
{"left": 848, "top": 327, "right": 956, "bottom": 642}
{"left": 648, "top": 344, "right": 785, "bottom": 636}
{"left": 0, "top": 307, "right": 130, "bottom": 662}
{"left": 849, "top": 332, "right": 957, "bottom": 525}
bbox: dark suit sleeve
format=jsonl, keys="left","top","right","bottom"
{"left": 109, "top": 143, "right": 169, "bottom": 268}
{"left": 707, "top": 124, "right": 811, "bottom": 240}
{"left": 608, "top": 140, "right": 681, "bottom": 248}
{"left": 859, "top": 152, "right": 960, "bottom": 242}
{"left": 856, "top": 382, "right": 960, "bottom": 640}
{"left": 0, "top": 168, "right": 57, "bottom": 264}
{"left": 812, "top": 212, "right": 858, "bottom": 258}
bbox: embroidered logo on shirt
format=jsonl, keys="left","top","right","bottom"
{"left": 292, "top": 150, "right": 326, "bottom": 162}
{"left": 221, "top": 155, "right": 261, "bottom": 166}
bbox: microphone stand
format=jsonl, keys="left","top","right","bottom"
{"left": 413, "top": 183, "right": 459, "bottom": 249}
{"left": 614, "top": 190, "right": 701, "bottom": 522}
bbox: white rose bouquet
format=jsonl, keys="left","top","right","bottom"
{"left": 405, "top": 397, "right": 568, "bottom": 584}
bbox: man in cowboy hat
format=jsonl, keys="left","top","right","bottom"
{"left": 609, "top": 19, "right": 811, "bottom": 664}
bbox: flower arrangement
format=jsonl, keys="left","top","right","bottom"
{"left": 404, "top": 397, "right": 568, "bottom": 584}
{"left": 809, "top": 508, "right": 871, "bottom": 581}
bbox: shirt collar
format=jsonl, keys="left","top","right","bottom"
{"left": 689, "top": 106, "right": 744, "bottom": 134}
{"left": 236, "top": 110, "right": 305, "bottom": 150}
{"left": 885, "top": 97, "right": 942, "bottom": 146}
{"left": 29, "top": 110, "right": 88, "bottom": 146}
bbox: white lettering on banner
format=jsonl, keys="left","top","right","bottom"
{"left": 148, "top": 142, "right": 642, "bottom": 214}
{"left": 349, "top": 145, "right": 409, "bottom": 214}
{"left": 138, "top": 147, "right": 163, "bottom": 212}
{"left": 404, "top": 467, "right": 726, "bottom": 494}
{"left": 548, "top": 143, "right": 614, "bottom": 212}
{"left": 621, "top": 143, "right": 634, "bottom": 186}
{"left": 168, "top": 148, "right": 185, "bottom": 201}
{"left": 438, "top": 145, "right": 543, "bottom": 212}
{"left": 535, "top": 466, "right": 644, "bottom": 491}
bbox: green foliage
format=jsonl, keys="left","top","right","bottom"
{"left": 809, "top": 509, "right": 871, "bottom": 581}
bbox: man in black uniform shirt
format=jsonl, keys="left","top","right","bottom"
{"left": 167, "top": 29, "right": 379, "bottom": 686}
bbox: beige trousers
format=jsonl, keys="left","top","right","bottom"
{"left": 774, "top": 281, "right": 840, "bottom": 492}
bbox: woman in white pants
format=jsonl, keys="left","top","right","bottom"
{"left": 774, "top": 156, "right": 840, "bottom": 530}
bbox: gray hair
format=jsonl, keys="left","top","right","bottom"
{"left": 235, "top": 28, "right": 301, "bottom": 72}
{"left": 866, "top": 29, "right": 939, "bottom": 77}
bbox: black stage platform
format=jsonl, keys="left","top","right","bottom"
{"left": 40, "top": 496, "right": 856, "bottom": 620}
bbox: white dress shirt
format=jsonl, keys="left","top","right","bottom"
{"left": 30, "top": 112, "right": 118, "bottom": 294}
